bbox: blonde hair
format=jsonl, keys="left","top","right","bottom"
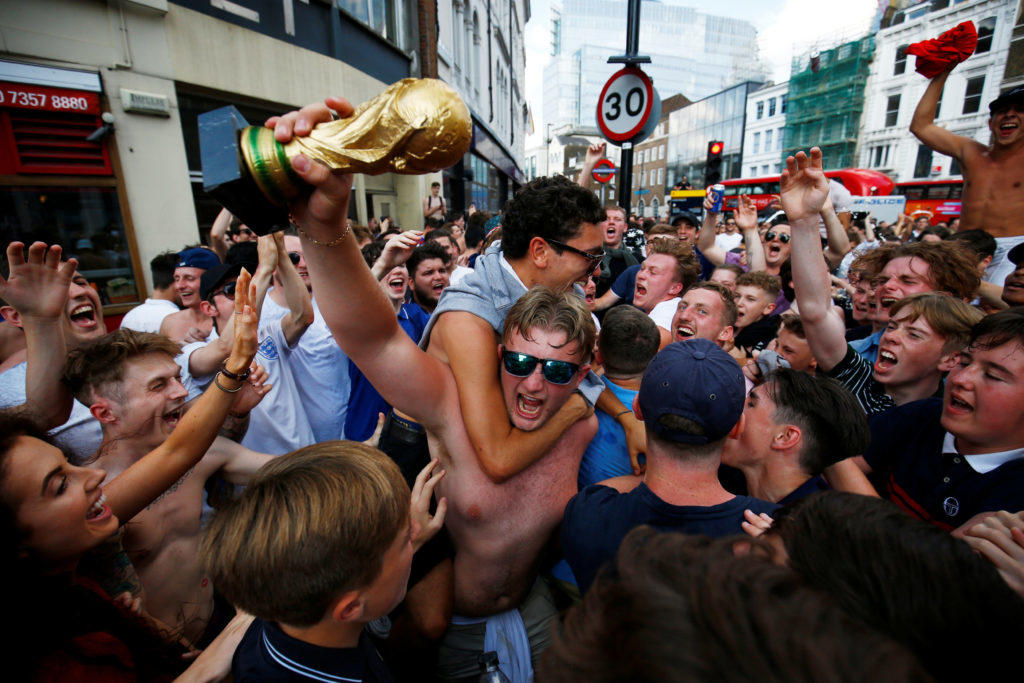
{"left": 646, "top": 239, "right": 701, "bottom": 290}
{"left": 201, "top": 442, "right": 410, "bottom": 627}
{"left": 503, "top": 286, "right": 596, "bottom": 363}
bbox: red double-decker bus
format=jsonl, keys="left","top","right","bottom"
{"left": 669, "top": 169, "right": 895, "bottom": 216}
{"left": 892, "top": 179, "right": 963, "bottom": 225}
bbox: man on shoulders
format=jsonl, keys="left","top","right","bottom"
{"left": 911, "top": 74, "right": 1024, "bottom": 283}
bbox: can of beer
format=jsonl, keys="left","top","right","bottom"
{"left": 708, "top": 184, "right": 725, "bottom": 212}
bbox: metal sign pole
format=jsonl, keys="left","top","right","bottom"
{"left": 607, "top": 0, "right": 649, "bottom": 219}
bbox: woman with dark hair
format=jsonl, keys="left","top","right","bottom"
{"left": 1, "top": 264, "right": 260, "bottom": 681}
{"left": 770, "top": 492, "right": 1024, "bottom": 681}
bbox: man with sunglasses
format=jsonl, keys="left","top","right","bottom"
{"left": 913, "top": 75, "right": 1024, "bottom": 284}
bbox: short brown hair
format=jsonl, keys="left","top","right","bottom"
{"left": 201, "top": 442, "right": 410, "bottom": 627}
{"left": 685, "top": 282, "right": 737, "bottom": 328}
{"left": 645, "top": 239, "right": 700, "bottom": 291}
{"left": 63, "top": 329, "right": 181, "bottom": 405}
{"left": 888, "top": 293, "right": 983, "bottom": 354}
{"left": 780, "top": 312, "right": 806, "bottom": 339}
{"left": 735, "top": 271, "right": 781, "bottom": 300}
{"left": 503, "top": 286, "right": 596, "bottom": 364}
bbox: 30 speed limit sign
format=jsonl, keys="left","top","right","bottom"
{"left": 596, "top": 67, "right": 656, "bottom": 143}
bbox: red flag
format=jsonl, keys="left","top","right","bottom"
{"left": 906, "top": 21, "right": 978, "bottom": 78}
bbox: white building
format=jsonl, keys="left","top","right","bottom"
{"left": 435, "top": 0, "right": 530, "bottom": 211}
{"left": 742, "top": 81, "right": 788, "bottom": 178}
{"left": 858, "top": 0, "right": 1017, "bottom": 181}
{"left": 542, "top": 0, "right": 766, "bottom": 132}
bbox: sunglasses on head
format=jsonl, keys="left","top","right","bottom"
{"left": 545, "top": 238, "right": 604, "bottom": 275}
{"left": 764, "top": 231, "right": 791, "bottom": 243}
{"left": 501, "top": 348, "right": 580, "bottom": 385}
{"left": 211, "top": 281, "right": 237, "bottom": 300}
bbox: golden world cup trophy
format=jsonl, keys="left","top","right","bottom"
{"left": 199, "top": 78, "right": 472, "bottom": 234}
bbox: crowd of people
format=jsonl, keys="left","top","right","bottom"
{"left": 3, "top": 67, "right": 1024, "bottom": 682}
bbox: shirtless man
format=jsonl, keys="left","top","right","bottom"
{"left": 911, "top": 75, "right": 1024, "bottom": 283}
{"left": 273, "top": 102, "right": 598, "bottom": 679}
{"left": 159, "top": 247, "right": 221, "bottom": 343}
{"left": 64, "top": 277, "right": 275, "bottom": 646}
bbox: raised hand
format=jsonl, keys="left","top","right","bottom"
{"left": 224, "top": 269, "right": 258, "bottom": 377}
{"left": 734, "top": 195, "right": 758, "bottom": 232}
{"left": 256, "top": 233, "right": 280, "bottom": 274}
{"left": 410, "top": 458, "right": 447, "bottom": 551}
{"left": 379, "top": 231, "right": 422, "bottom": 269}
{"left": 584, "top": 141, "right": 606, "bottom": 166}
{"left": 0, "top": 241, "right": 77, "bottom": 320}
{"left": 779, "top": 148, "right": 830, "bottom": 222}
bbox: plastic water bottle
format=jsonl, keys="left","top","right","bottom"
{"left": 477, "top": 651, "right": 511, "bottom": 682}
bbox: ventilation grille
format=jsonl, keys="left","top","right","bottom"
{"left": 5, "top": 109, "right": 111, "bottom": 175}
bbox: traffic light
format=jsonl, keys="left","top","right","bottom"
{"left": 704, "top": 140, "right": 724, "bottom": 187}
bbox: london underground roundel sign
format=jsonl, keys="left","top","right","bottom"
{"left": 592, "top": 158, "right": 616, "bottom": 183}
{"left": 597, "top": 67, "right": 655, "bottom": 143}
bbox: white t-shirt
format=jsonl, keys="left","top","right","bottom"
{"left": 0, "top": 362, "right": 103, "bottom": 464}
{"left": 449, "top": 264, "right": 474, "bottom": 286}
{"left": 119, "top": 299, "right": 180, "bottom": 334}
{"left": 648, "top": 297, "right": 680, "bottom": 331}
{"left": 715, "top": 232, "right": 743, "bottom": 252}
{"left": 262, "top": 294, "right": 350, "bottom": 442}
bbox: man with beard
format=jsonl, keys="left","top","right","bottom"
{"left": 407, "top": 242, "right": 451, "bottom": 315}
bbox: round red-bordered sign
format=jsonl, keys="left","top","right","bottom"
{"left": 596, "top": 67, "right": 655, "bottom": 143}
{"left": 592, "top": 158, "right": 616, "bottom": 183}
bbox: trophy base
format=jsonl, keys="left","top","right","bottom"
{"left": 198, "top": 106, "right": 294, "bottom": 236}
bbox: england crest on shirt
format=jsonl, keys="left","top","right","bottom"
{"left": 257, "top": 336, "right": 279, "bottom": 361}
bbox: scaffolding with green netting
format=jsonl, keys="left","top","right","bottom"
{"left": 782, "top": 35, "right": 875, "bottom": 170}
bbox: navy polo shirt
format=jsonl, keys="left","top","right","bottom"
{"left": 563, "top": 482, "right": 778, "bottom": 593}
{"left": 864, "top": 398, "right": 1024, "bottom": 530}
{"left": 233, "top": 619, "right": 393, "bottom": 682}
{"left": 777, "top": 475, "right": 829, "bottom": 506}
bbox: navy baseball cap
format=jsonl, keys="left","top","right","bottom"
{"left": 200, "top": 263, "right": 243, "bottom": 301}
{"left": 989, "top": 86, "right": 1024, "bottom": 114}
{"left": 177, "top": 247, "right": 221, "bottom": 271}
{"left": 670, "top": 211, "right": 699, "bottom": 228}
{"left": 637, "top": 339, "right": 745, "bottom": 445}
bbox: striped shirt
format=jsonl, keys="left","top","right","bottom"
{"left": 824, "top": 346, "right": 895, "bottom": 416}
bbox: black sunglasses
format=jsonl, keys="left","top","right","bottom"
{"left": 545, "top": 238, "right": 603, "bottom": 274}
{"left": 764, "top": 231, "right": 791, "bottom": 243}
{"left": 231, "top": 227, "right": 254, "bottom": 237}
{"left": 287, "top": 251, "right": 301, "bottom": 265}
{"left": 211, "top": 281, "right": 237, "bottom": 300}
{"left": 501, "top": 349, "right": 580, "bottom": 385}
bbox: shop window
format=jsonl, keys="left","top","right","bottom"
{"left": 0, "top": 184, "right": 140, "bottom": 306}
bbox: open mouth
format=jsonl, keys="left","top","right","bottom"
{"left": 635, "top": 284, "right": 648, "bottom": 299}
{"left": 87, "top": 493, "right": 110, "bottom": 522}
{"left": 431, "top": 282, "right": 446, "bottom": 296}
{"left": 874, "top": 349, "right": 898, "bottom": 373}
{"left": 69, "top": 303, "right": 97, "bottom": 328}
{"left": 1005, "top": 277, "right": 1024, "bottom": 292}
{"left": 675, "top": 324, "right": 696, "bottom": 341}
{"left": 999, "top": 120, "right": 1019, "bottom": 135}
{"left": 947, "top": 392, "right": 973, "bottom": 415}
{"left": 516, "top": 394, "right": 543, "bottom": 420}
{"left": 768, "top": 244, "right": 782, "bottom": 257}
{"left": 163, "top": 405, "right": 183, "bottom": 428}
{"left": 585, "top": 292, "right": 595, "bottom": 304}
{"left": 879, "top": 296, "right": 898, "bottom": 309}
{"left": 387, "top": 277, "right": 406, "bottom": 294}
